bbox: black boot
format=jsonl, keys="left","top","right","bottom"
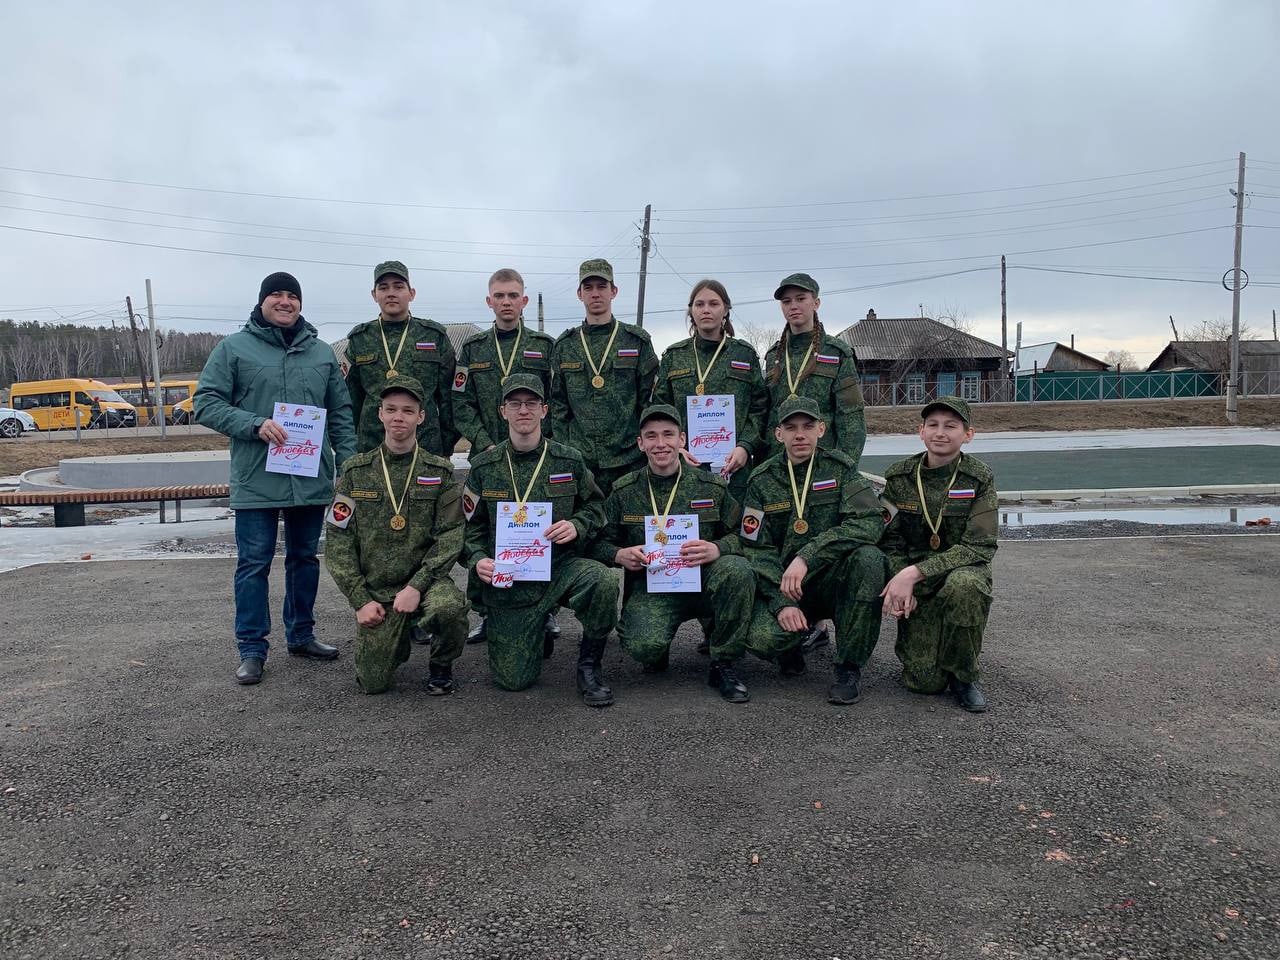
{"left": 827, "top": 665, "right": 862, "bottom": 705}
{"left": 575, "top": 636, "right": 614, "bottom": 708}
{"left": 466, "top": 617, "right": 487, "bottom": 644}
{"left": 778, "top": 646, "right": 806, "bottom": 677}
{"left": 708, "top": 660, "right": 750, "bottom": 704}
{"left": 951, "top": 677, "right": 988, "bottom": 713}
{"left": 236, "top": 657, "right": 264, "bottom": 685}
{"left": 800, "top": 623, "right": 829, "bottom": 653}
{"left": 424, "top": 664, "right": 455, "bottom": 696}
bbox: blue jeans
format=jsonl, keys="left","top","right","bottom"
{"left": 233, "top": 506, "right": 326, "bottom": 661}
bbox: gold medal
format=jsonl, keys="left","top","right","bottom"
{"left": 695, "top": 383, "right": 705, "bottom": 395}
{"left": 785, "top": 452, "right": 816, "bottom": 537}
{"left": 378, "top": 446, "right": 419, "bottom": 537}
{"left": 378, "top": 315, "right": 412, "bottom": 379}
{"left": 579, "top": 320, "right": 620, "bottom": 393}
{"left": 654, "top": 530, "right": 668, "bottom": 545}
{"left": 386, "top": 369, "right": 397, "bottom": 379}
{"left": 390, "top": 514, "right": 406, "bottom": 531}
{"left": 929, "top": 532, "right": 941, "bottom": 550}
{"left": 692, "top": 334, "right": 730, "bottom": 399}
{"left": 793, "top": 518, "right": 809, "bottom": 535}
{"left": 915, "top": 455, "right": 962, "bottom": 555}
{"left": 591, "top": 374, "right": 605, "bottom": 389}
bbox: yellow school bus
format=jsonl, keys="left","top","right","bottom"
{"left": 8, "top": 378, "right": 138, "bottom": 430}
{"left": 116, "top": 379, "right": 198, "bottom": 425}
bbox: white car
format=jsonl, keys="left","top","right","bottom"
{"left": 0, "top": 407, "right": 38, "bottom": 438}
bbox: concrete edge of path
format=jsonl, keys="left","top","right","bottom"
{"left": 996, "top": 482, "right": 1280, "bottom": 502}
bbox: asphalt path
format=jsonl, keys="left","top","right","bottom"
{"left": 2, "top": 538, "right": 1277, "bottom": 959}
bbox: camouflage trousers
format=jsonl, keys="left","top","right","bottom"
{"left": 747, "top": 545, "right": 889, "bottom": 669}
{"left": 895, "top": 564, "right": 992, "bottom": 692}
{"left": 617, "top": 554, "right": 752, "bottom": 665}
{"left": 471, "top": 557, "right": 619, "bottom": 691}
{"left": 354, "top": 579, "right": 469, "bottom": 695}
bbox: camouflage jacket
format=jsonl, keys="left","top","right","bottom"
{"left": 878, "top": 452, "right": 998, "bottom": 580}
{"left": 548, "top": 317, "right": 659, "bottom": 470}
{"left": 345, "top": 314, "right": 458, "bottom": 455}
{"left": 652, "top": 335, "right": 771, "bottom": 464}
{"left": 462, "top": 438, "right": 607, "bottom": 605}
{"left": 763, "top": 327, "right": 866, "bottom": 465}
{"left": 588, "top": 464, "right": 742, "bottom": 595}
{"left": 324, "top": 444, "right": 463, "bottom": 608}
{"left": 452, "top": 322, "right": 556, "bottom": 453}
{"left": 739, "top": 448, "right": 883, "bottom": 614}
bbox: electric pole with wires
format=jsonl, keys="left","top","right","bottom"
{"left": 635, "top": 204, "right": 651, "bottom": 328}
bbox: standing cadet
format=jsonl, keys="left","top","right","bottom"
{"left": 879, "top": 397, "right": 997, "bottom": 712}
{"left": 453, "top": 268, "right": 560, "bottom": 648}
{"left": 324, "top": 376, "right": 469, "bottom": 695}
{"left": 345, "top": 260, "right": 459, "bottom": 456}
{"left": 739, "top": 397, "right": 889, "bottom": 705}
{"left": 652, "top": 279, "right": 770, "bottom": 501}
{"left": 588, "top": 405, "right": 752, "bottom": 703}
{"left": 462, "top": 374, "right": 619, "bottom": 707}
{"left": 549, "top": 259, "right": 659, "bottom": 496}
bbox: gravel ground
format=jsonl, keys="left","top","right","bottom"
{"left": 2, "top": 538, "right": 1277, "bottom": 960}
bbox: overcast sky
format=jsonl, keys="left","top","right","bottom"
{"left": 2, "top": 0, "right": 1279, "bottom": 365}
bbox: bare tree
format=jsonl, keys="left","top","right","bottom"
{"left": 734, "top": 315, "right": 779, "bottom": 365}
{"left": 923, "top": 301, "right": 973, "bottom": 333}
{"left": 1182, "top": 318, "right": 1258, "bottom": 372}
{"left": 1102, "top": 349, "right": 1136, "bottom": 371}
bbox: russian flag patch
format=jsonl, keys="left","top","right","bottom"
{"left": 549, "top": 472, "right": 574, "bottom": 484}
{"left": 617, "top": 348, "right": 639, "bottom": 357}
{"left": 415, "top": 341, "right": 437, "bottom": 351}
{"left": 812, "top": 479, "right": 837, "bottom": 492}
{"left": 690, "top": 498, "right": 715, "bottom": 509}
{"left": 949, "top": 489, "right": 975, "bottom": 499}
{"left": 815, "top": 353, "right": 839, "bottom": 364}
{"left": 522, "top": 350, "right": 544, "bottom": 359}
{"left": 730, "top": 360, "right": 752, "bottom": 370}
{"left": 417, "top": 475, "right": 441, "bottom": 486}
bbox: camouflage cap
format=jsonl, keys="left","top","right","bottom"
{"left": 921, "top": 395, "right": 972, "bottom": 425}
{"left": 578, "top": 258, "right": 614, "bottom": 285}
{"left": 379, "top": 375, "right": 425, "bottom": 406}
{"left": 777, "top": 395, "right": 823, "bottom": 424}
{"left": 638, "top": 404, "right": 683, "bottom": 430}
{"left": 773, "top": 272, "right": 820, "bottom": 299}
{"left": 373, "top": 260, "right": 411, "bottom": 284}
{"left": 501, "top": 373, "right": 545, "bottom": 401}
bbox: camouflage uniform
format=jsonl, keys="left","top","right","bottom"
{"left": 652, "top": 334, "right": 770, "bottom": 499}
{"left": 345, "top": 314, "right": 458, "bottom": 455}
{"left": 879, "top": 451, "right": 997, "bottom": 692}
{"left": 462, "top": 438, "right": 616, "bottom": 691}
{"left": 740, "top": 448, "right": 888, "bottom": 669}
{"left": 324, "top": 443, "right": 469, "bottom": 694}
{"left": 549, "top": 316, "right": 659, "bottom": 495}
{"left": 453, "top": 322, "right": 556, "bottom": 452}
{"left": 763, "top": 327, "right": 866, "bottom": 466}
{"left": 588, "top": 464, "right": 750, "bottom": 665}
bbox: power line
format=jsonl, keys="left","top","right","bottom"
{"left": 1010, "top": 265, "right": 1220, "bottom": 284}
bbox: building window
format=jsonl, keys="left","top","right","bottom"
{"left": 960, "top": 372, "right": 980, "bottom": 401}
{"left": 905, "top": 375, "right": 925, "bottom": 403}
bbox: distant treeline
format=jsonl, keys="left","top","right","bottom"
{"left": 0, "top": 320, "right": 224, "bottom": 387}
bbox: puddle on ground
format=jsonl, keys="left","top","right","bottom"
{"left": 1001, "top": 504, "right": 1275, "bottom": 527}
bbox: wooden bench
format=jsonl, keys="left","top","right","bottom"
{"left": 0, "top": 484, "right": 231, "bottom": 527}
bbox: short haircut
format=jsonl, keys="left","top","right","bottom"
{"left": 489, "top": 268, "right": 525, "bottom": 288}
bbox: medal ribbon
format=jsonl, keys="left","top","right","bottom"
{"left": 783, "top": 333, "right": 815, "bottom": 398}
{"left": 378, "top": 445, "right": 419, "bottom": 520}
{"left": 646, "top": 464, "right": 683, "bottom": 534}
{"left": 785, "top": 452, "right": 817, "bottom": 530}
{"left": 378, "top": 315, "right": 412, "bottom": 373}
{"left": 493, "top": 322, "right": 524, "bottom": 380}
{"left": 693, "top": 334, "right": 730, "bottom": 393}
{"left": 578, "top": 319, "right": 620, "bottom": 382}
{"left": 506, "top": 441, "right": 549, "bottom": 510}
{"left": 915, "top": 455, "right": 962, "bottom": 548}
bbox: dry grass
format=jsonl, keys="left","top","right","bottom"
{"left": 0, "top": 435, "right": 228, "bottom": 477}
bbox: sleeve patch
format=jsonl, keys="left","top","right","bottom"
{"left": 462, "top": 486, "right": 479, "bottom": 520}
{"left": 740, "top": 506, "right": 764, "bottom": 541}
{"left": 452, "top": 366, "right": 469, "bottom": 392}
{"left": 326, "top": 494, "right": 355, "bottom": 529}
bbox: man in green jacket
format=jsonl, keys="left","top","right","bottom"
{"left": 194, "top": 272, "right": 357, "bottom": 686}
{"left": 324, "top": 376, "right": 469, "bottom": 695}
{"left": 740, "top": 396, "right": 888, "bottom": 706}
{"left": 345, "top": 260, "right": 459, "bottom": 456}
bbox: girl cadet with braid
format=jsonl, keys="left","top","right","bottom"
{"left": 652, "top": 279, "right": 770, "bottom": 502}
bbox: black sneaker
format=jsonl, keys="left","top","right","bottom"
{"left": 800, "top": 624, "right": 829, "bottom": 653}
{"left": 425, "top": 666, "right": 455, "bottom": 696}
{"left": 466, "top": 618, "right": 487, "bottom": 644}
{"left": 778, "top": 646, "right": 806, "bottom": 677}
{"left": 708, "top": 661, "right": 750, "bottom": 703}
{"left": 827, "top": 666, "right": 862, "bottom": 705}
{"left": 951, "top": 678, "right": 988, "bottom": 713}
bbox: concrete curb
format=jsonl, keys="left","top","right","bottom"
{"left": 998, "top": 483, "right": 1280, "bottom": 502}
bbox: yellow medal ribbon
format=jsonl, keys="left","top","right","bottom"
{"left": 785, "top": 451, "right": 817, "bottom": 535}
{"left": 578, "top": 319, "right": 620, "bottom": 389}
{"left": 646, "top": 464, "right": 683, "bottom": 545}
{"left": 493, "top": 322, "right": 524, "bottom": 382}
{"left": 783, "top": 334, "right": 815, "bottom": 399}
{"left": 505, "top": 441, "right": 549, "bottom": 525}
{"left": 915, "top": 454, "right": 962, "bottom": 551}
{"left": 378, "top": 445, "right": 419, "bottom": 531}
{"left": 693, "top": 334, "right": 730, "bottom": 396}
{"left": 378, "top": 315, "right": 412, "bottom": 378}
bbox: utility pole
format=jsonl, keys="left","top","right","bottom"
{"left": 537, "top": 292, "right": 544, "bottom": 333}
{"left": 1000, "top": 255, "right": 1008, "bottom": 379}
{"left": 146, "top": 279, "right": 166, "bottom": 438}
{"left": 635, "top": 204, "right": 652, "bottom": 328}
{"left": 124, "top": 296, "right": 153, "bottom": 415}
{"left": 1272, "top": 308, "right": 1276, "bottom": 342}
{"left": 1226, "top": 152, "right": 1246, "bottom": 425}
{"left": 1169, "top": 316, "right": 1178, "bottom": 341}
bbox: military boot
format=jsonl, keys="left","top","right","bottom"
{"left": 466, "top": 617, "right": 487, "bottom": 644}
{"left": 951, "top": 677, "right": 988, "bottom": 713}
{"left": 827, "top": 665, "right": 862, "bottom": 705}
{"left": 708, "top": 660, "right": 750, "bottom": 704}
{"left": 575, "top": 636, "right": 614, "bottom": 708}
{"left": 425, "top": 664, "right": 455, "bottom": 696}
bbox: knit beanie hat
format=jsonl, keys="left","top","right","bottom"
{"left": 258, "top": 272, "right": 302, "bottom": 306}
